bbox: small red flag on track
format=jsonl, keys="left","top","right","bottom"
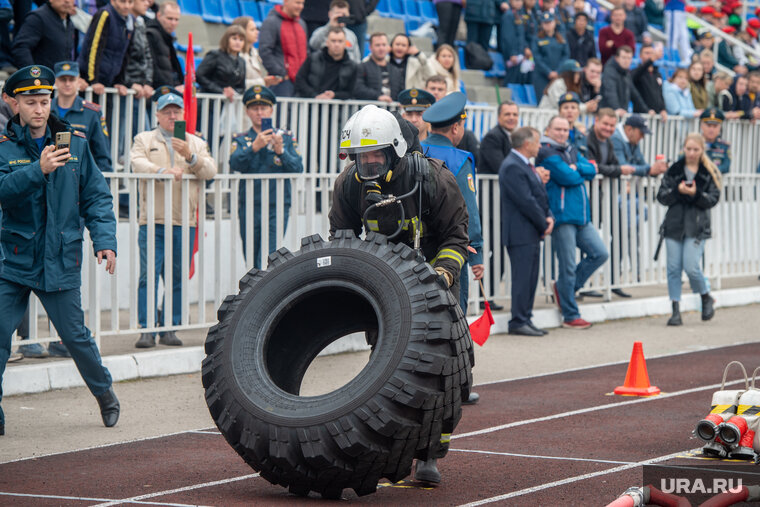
{"left": 469, "top": 300, "right": 494, "bottom": 346}
{"left": 185, "top": 33, "right": 200, "bottom": 279}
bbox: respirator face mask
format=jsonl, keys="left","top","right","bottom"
{"left": 356, "top": 148, "right": 392, "bottom": 181}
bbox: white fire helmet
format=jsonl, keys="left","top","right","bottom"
{"left": 340, "top": 105, "right": 408, "bottom": 180}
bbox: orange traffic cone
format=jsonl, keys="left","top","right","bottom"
{"left": 614, "top": 342, "right": 661, "bottom": 396}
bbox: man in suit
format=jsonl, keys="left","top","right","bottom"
{"left": 499, "top": 126, "right": 554, "bottom": 336}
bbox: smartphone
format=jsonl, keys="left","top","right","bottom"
{"left": 173, "top": 120, "right": 186, "bottom": 141}
{"left": 594, "top": 95, "right": 602, "bottom": 101}
{"left": 261, "top": 118, "right": 273, "bottom": 132}
{"left": 55, "top": 131, "right": 71, "bottom": 151}
{"left": 685, "top": 181, "right": 694, "bottom": 187}
{"left": 336, "top": 16, "right": 352, "bottom": 24}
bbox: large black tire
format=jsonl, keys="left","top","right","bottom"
{"left": 202, "top": 231, "right": 473, "bottom": 498}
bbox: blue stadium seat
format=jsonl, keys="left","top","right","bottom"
{"left": 507, "top": 84, "right": 528, "bottom": 105}
{"left": 200, "top": 0, "right": 223, "bottom": 23}
{"left": 387, "top": 0, "right": 405, "bottom": 19}
{"left": 375, "top": 0, "right": 391, "bottom": 16}
{"left": 419, "top": 1, "right": 436, "bottom": 22}
{"left": 177, "top": 54, "right": 185, "bottom": 71}
{"left": 403, "top": 0, "right": 422, "bottom": 22}
{"left": 259, "top": 2, "right": 276, "bottom": 20}
{"left": 405, "top": 19, "right": 421, "bottom": 33}
{"left": 222, "top": 0, "right": 242, "bottom": 24}
{"left": 485, "top": 51, "right": 506, "bottom": 78}
{"left": 240, "top": 0, "right": 262, "bottom": 24}
{"left": 523, "top": 84, "right": 537, "bottom": 106}
{"left": 178, "top": 0, "right": 202, "bottom": 17}
{"left": 458, "top": 46, "right": 466, "bottom": 69}
{"left": 364, "top": 41, "right": 370, "bottom": 58}
{"left": 174, "top": 42, "right": 204, "bottom": 54}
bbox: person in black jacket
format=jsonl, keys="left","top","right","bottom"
{"left": 657, "top": 133, "right": 721, "bottom": 326}
{"left": 623, "top": 0, "right": 649, "bottom": 43}
{"left": 146, "top": 1, "right": 184, "bottom": 91}
{"left": 479, "top": 101, "right": 518, "bottom": 175}
{"left": 12, "top": 0, "right": 78, "bottom": 70}
{"left": 354, "top": 33, "right": 403, "bottom": 102}
{"left": 631, "top": 44, "right": 667, "bottom": 118}
{"left": 344, "top": 0, "right": 379, "bottom": 52}
{"left": 295, "top": 27, "right": 357, "bottom": 99}
{"left": 587, "top": 108, "right": 634, "bottom": 177}
{"left": 196, "top": 25, "right": 246, "bottom": 97}
{"left": 567, "top": 13, "right": 596, "bottom": 66}
{"left": 600, "top": 46, "right": 647, "bottom": 115}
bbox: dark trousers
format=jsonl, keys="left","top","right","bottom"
{"left": 466, "top": 21, "right": 493, "bottom": 51}
{"left": 507, "top": 242, "right": 540, "bottom": 330}
{"left": 458, "top": 261, "right": 469, "bottom": 314}
{"left": 138, "top": 224, "right": 196, "bottom": 330}
{"left": 0, "top": 280, "right": 113, "bottom": 424}
{"left": 436, "top": 2, "right": 462, "bottom": 48}
{"left": 271, "top": 79, "right": 295, "bottom": 98}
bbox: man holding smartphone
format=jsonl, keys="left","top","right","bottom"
{"left": 230, "top": 85, "right": 303, "bottom": 269}
{"left": 0, "top": 65, "right": 120, "bottom": 435}
{"left": 308, "top": 0, "right": 361, "bottom": 63}
{"left": 130, "top": 92, "right": 217, "bottom": 349}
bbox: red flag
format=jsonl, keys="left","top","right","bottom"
{"left": 185, "top": 33, "right": 200, "bottom": 279}
{"left": 469, "top": 300, "right": 495, "bottom": 346}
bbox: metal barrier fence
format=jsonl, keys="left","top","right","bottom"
{"left": 9, "top": 89, "right": 760, "bottom": 349}
{"left": 14, "top": 169, "right": 760, "bottom": 349}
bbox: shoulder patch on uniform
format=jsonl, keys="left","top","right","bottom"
{"left": 233, "top": 132, "right": 247, "bottom": 139}
{"left": 0, "top": 135, "right": 8, "bottom": 143}
{"left": 83, "top": 101, "right": 101, "bottom": 112}
{"left": 73, "top": 130, "right": 86, "bottom": 138}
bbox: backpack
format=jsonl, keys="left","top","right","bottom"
{"left": 464, "top": 42, "right": 493, "bottom": 71}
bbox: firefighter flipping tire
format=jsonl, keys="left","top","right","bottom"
{"left": 202, "top": 231, "right": 474, "bottom": 498}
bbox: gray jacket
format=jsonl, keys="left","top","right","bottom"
{"left": 309, "top": 24, "right": 362, "bottom": 63}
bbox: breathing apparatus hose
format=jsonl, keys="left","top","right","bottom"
{"left": 362, "top": 181, "right": 420, "bottom": 241}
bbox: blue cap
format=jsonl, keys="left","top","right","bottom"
{"left": 151, "top": 85, "right": 183, "bottom": 102}
{"left": 624, "top": 115, "right": 651, "bottom": 135}
{"left": 558, "top": 91, "right": 581, "bottom": 106}
{"left": 157, "top": 92, "right": 184, "bottom": 110}
{"left": 243, "top": 85, "right": 276, "bottom": 107}
{"left": 540, "top": 11, "right": 555, "bottom": 22}
{"left": 558, "top": 59, "right": 582, "bottom": 74}
{"left": 422, "top": 91, "right": 467, "bottom": 128}
{"left": 5, "top": 65, "right": 55, "bottom": 97}
{"left": 398, "top": 88, "right": 435, "bottom": 111}
{"left": 54, "top": 61, "right": 79, "bottom": 78}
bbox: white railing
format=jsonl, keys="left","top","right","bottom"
{"left": 9, "top": 89, "right": 760, "bottom": 349}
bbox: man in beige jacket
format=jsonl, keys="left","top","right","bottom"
{"left": 130, "top": 93, "right": 216, "bottom": 348}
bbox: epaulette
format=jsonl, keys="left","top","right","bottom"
{"left": 0, "top": 135, "right": 8, "bottom": 143}
{"left": 233, "top": 132, "right": 247, "bottom": 139}
{"left": 73, "top": 130, "right": 86, "bottom": 138}
{"left": 83, "top": 101, "right": 101, "bottom": 113}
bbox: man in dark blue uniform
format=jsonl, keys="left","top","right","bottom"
{"left": 398, "top": 87, "right": 434, "bottom": 143}
{"left": 700, "top": 108, "right": 731, "bottom": 174}
{"left": 0, "top": 65, "right": 120, "bottom": 436}
{"left": 230, "top": 85, "right": 303, "bottom": 269}
{"left": 421, "top": 92, "right": 484, "bottom": 318}
{"left": 53, "top": 61, "right": 112, "bottom": 172}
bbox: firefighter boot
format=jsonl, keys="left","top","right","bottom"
{"left": 414, "top": 459, "right": 441, "bottom": 484}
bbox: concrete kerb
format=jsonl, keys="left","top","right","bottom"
{"left": 5, "top": 285, "right": 760, "bottom": 397}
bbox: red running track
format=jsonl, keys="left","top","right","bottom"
{"left": 2, "top": 342, "right": 760, "bottom": 506}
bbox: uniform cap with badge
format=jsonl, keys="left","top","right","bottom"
{"left": 700, "top": 108, "right": 725, "bottom": 124}
{"left": 5, "top": 65, "right": 55, "bottom": 97}
{"left": 558, "top": 91, "right": 581, "bottom": 107}
{"left": 54, "top": 61, "right": 79, "bottom": 79}
{"left": 422, "top": 91, "right": 467, "bottom": 129}
{"left": 244, "top": 85, "right": 277, "bottom": 107}
{"left": 540, "top": 11, "right": 555, "bottom": 22}
{"left": 398, "top": 88, "right": 435, "bottom": 112}
{"left": 558, "top": 59, "right": 582, "bottom": 74}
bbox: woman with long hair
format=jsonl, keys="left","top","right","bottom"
{"left": 538, "top": 59, "right": 599, "bottom": 113}
{"left": 663, "top": 68, "right": 702, "bottom": 118}
{"left": 688, "top": 61, "right": 709, "bottom": 109}
{"left": 531, "top": 12, "right": 569, "bottom": 100}
{"left": 231, "top": 16, "right": 281, "bottom": 89}
{"left": 426, "top": 44, "right": 461, "bottom": 93}
{"left": 656, "top": 133, "right": 721, "bottom": 326}
{"left": 196, "top": 25, "right": 247, "bottom": 100}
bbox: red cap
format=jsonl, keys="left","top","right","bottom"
{"left": 686, "top": 5, "right": 697, "bottom": 12}
{"left": 723, "top": 25, "right": 737, "bottom": 33}
{"left": 749, "top": 27, "right": 758, "bottom": 38}
{"left": 700, "top": 6, "right": 715, "bottom": 14}
{"left": 749, "top": 17, "right": 760, "bottom": 28}
{"left": 712, "top": 10, "right": 725, "bottom": 17}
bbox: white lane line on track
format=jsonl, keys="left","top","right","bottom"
{"left": 452, "top": 379, "right": 744, "bottom": 440}
{"left": 456, "top": 450, "right": 687, "bottom": 506}
{"left": 187, "top": 430, "right": 221, "bottom": 435}
{"left": 0, "top": 491, "right": 199, "bottom": 506}
{"left": 450, "top": 448, "right": 640, "bottom": 466}
{"left": 91, "top": 473, "right": 260, "bottom": 507}
{"left": 0, "top": 428, "right": 220, "bottom": 465}
{"left": 474, "top": 339, "right": 760, "bottom": 387}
